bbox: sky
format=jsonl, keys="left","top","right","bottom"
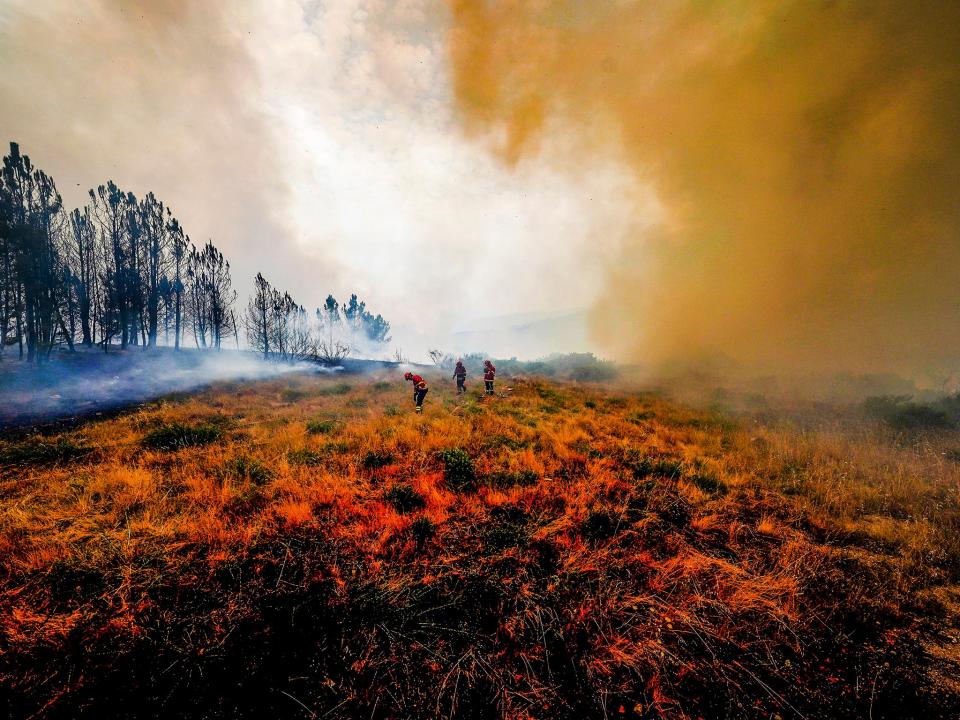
{"left": 3, "top": 1, "right": 959, "bottom": 378}
{"left": 0, "top": 0, "right": 641, "bottom": 361}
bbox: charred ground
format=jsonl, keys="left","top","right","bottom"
{"left": 1, "top": 370, "right": 959, "bottom": 718}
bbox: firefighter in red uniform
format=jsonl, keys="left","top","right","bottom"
{"left": 483, "top": 360, "right": 496, "bottom": 395}
{"left": 452, "top": 360, "right": 467, "bottom": 394}
{"left": 404, "top": 372, "right": 428, "bottom": 412}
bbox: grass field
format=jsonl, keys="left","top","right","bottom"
{"left": 1, "top": 369, "right": 959, "bottom": 718}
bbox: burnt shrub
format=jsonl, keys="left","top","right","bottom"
{"left": 411, "top": 516, "right": 435, "bottom": 547}
{"left": 385, "top": 484, "right": 426, "bottom": 514}
{"left": 0, "top": 437, "right": 91, "bottom": 467}
{"left": 530, "top": 538, "right": 560, "bottom": 574}
{"left": 583, "top": 508, "right": 619, "bottom": 541}
{"left": 362, "top": 450, "right": 395, "bottom": 470}
{"left": 483, "top": 505, "right": 529, "bottom": 551}
{"left": 649, "top": 487, "right": 692, "bottom": 527}
{"left": 143, "top": 422, "right": 222, "bottom": 451}
{"left": 438, "top": 448, "right": 475, "bottom": 491}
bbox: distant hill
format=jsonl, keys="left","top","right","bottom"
{"left": 450, "top": 308, "right": 591, "bottom": 359}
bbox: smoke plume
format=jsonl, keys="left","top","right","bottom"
{"left": 444, "top": 0, "right": 960, "bottom": 376}
{"left": 0, "top": 350, "right": 312, "bottom": 429}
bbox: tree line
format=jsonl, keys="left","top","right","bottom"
{"left": 244, "top": 274, "right": 390, "bottom": 364}
{"left": 0, "top": 141, "right": 390, "bottom": 364}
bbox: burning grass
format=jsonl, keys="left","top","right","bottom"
{"left": 0, "top": 370, "right": 958, "bottom": 718}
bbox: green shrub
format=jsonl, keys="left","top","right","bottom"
{"left": 362, "top": 450, "right": 395, "bottom": 469}
{"left": 438, "top": 448, "right": 475, "bottom": 491}
{"left": 143, "top": 423, "right": 222, "bottom": 451}
{"left": 688, "top": 471, "right": 727, "bottom": 495}
{"left": 222, "top": 457, "right": 273, "bottom": 485}
{"left": 889, "top": 405, "right": 952, "bottom": 430}
{"left": 288, "top": 449, "right": 324, "bottom": 467}
{"left": 485, "top": 434, "right": 530, "bottom": 451}
{"left": 0, "top": 437, "right": 91, "bottom": 467}
{"left": 371, "top": 381, "right": 391, "bottom": 393}
{"left": 317, "top": 383, "right": 352, "bottom": 396}
{"left": 571, "top": 439, "right": 603, "bottom": 459}
{"left": 306, "top": 418, "right": 338, "bottom": 435}
{"left": 384, "top": 404, "right": 403, "bottom": 417}
{"left": 625, "top": 451, "right": 683, "bottom": 480}
{"left": 486, "top": 469, "right": 539, "bottom": 488}
{"left": 225, "top": 485, "right": 265, "bottom": 515}
{"left": 569, "top": 363, "right": 618, "bottom": 382}
{"left": 281, "top": 388, "right": 307, "bottom": 403}
{"left": 321, "top": 441, "right": 352, "bottom": 456}
{"left": 863, "top": 395, "right": 955, "bottom": 430}
{"left": 385, "top": 484, "right": 426, "bottom": 514}
{"left": 536, "top": 385, "right": 565, "bottom": 409}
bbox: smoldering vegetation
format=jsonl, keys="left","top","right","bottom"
{"left": 0, "top": 348, "right": 310, "bottom": 430}
{"left": 1, "top": 370, "right": 958, "bottom": 718}
{"left": 0, "top": 351, "right": 619, "bottom": 431}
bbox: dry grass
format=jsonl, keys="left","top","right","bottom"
{"left": 1, "top": 370, "right": 958, "bottom": 718}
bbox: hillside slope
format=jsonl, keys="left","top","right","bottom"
{"left": 1, "top": 371, "right": 958, "bottom": 718}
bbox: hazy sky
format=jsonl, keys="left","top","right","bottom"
{"left": 0, "top": 0, "right": 640, "bottom": 359}
{"left": 5, "top": 1, "right": 959, "bottom": 376}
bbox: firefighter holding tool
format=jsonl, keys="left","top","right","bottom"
{"left": 404, "top": 372, "right": 429, "bottom": 412}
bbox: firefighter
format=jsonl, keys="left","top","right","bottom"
{"left": 404, "top": 371, "right": 428, "bottom": 412}
{"left": 452, "top": 360, "right": 467, "bottom": 394}
{"left": 483, "top": 360, "right": 496, "bottom": 395}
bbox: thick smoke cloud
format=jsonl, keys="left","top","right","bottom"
{"left": 0, "top": 0, "right": 313, "bottom": 300}
{"left": 0, "top": 0, "right": 634, "bottom": 358}
{"left": 444, "top": 0, "right": 960, "bottom": 376}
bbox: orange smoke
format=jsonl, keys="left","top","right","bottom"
{"left": 445, "top": 0, "right": 960, "bottom": 375}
